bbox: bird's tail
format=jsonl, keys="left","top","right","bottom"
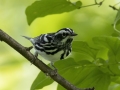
{"left": 22, "top": 36, "right": 32, "bottom": 40}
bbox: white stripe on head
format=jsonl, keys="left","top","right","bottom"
{"left": 66, "top": 28, "right": 74, "bottom": 34}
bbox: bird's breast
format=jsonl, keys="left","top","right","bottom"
{"left": 35, "top": 48, "right": 65, "bottom": 62}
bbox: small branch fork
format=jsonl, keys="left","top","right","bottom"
{"left": 0, "top": 29, "right": 94, "bottom": 90}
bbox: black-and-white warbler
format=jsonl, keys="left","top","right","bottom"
{"left": 23, "top": 28, "right": 77, "bottom": 70}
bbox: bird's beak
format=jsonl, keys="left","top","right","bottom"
{"left": 71, "top": 33, "right": 78, "bottom": 36}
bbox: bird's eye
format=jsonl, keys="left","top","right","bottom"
{"left": 62, "top": 32, "right": 66, "bottom": 37}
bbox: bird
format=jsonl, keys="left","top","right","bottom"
{"left": 22, "top": 28, "right": 77, "bottom": 71}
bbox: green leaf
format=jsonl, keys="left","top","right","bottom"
{"left": 30, "top": 71, "right": 54, "bottom": 90}
{"left": 56, "top": 65, "right": 110, "bottom": 90}
{"left": 72, "top": 41, "right": 98, "bottom": 61}
{"left": 25, "top": 0, "right": 82, "bottom": 25}
{"left": 76, "top": 68, "right": 110, "bottom": 90}
{"left": 55, "top": 58, "right": 110, "bottom": 90}
{"left": 56, "top": 59, "right": 95, "bottom": 90}
{"left": 93, "top": 36, "right": 120, "bottom": 75}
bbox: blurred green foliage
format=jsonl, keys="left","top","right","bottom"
{"left": 1, "top": 0, "right": 120, "bottom": 90}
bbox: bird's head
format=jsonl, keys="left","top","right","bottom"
{"left": 53, "top": 28, "right": 77, "bottom": 44}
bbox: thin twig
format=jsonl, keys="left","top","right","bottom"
{"left": 0, "top": 29, "right": 94, "bottom": 90}
{"left": 109, "top": 5, "right": 119, "bottom": 11}
{"left": 80, "top": 0, "right": 104, "bottom": 8}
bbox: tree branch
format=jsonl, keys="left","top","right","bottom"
{"left": 0, "top": 29, "right": 94, "bottom": 90}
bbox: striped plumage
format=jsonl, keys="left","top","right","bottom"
{"left": 23, "top": 28, "right": 77, "bottom": 69}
